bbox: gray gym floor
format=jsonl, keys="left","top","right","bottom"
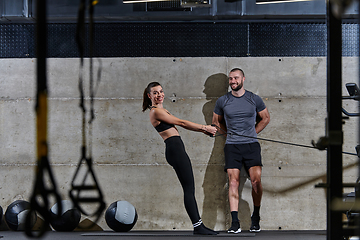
{"left": 0, "top": 230, "right": 327, "bottom": 240}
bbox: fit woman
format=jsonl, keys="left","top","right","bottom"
{"left": 142, "top": 82, "right": 218, "bottom": 235}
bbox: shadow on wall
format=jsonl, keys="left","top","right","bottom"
{"left": 200, "top": 73, "right": 251, "bottom": 230}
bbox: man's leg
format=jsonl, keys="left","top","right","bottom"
{"left": 249, "top": 166, "right": 262, "bottom": 206}
{"left": 228, "top": 168, "right": 241, "bottom": 211}
{"left": 227, "top": 168, "right": 241, "bottom": 233}
{"left": 248, "top": 166, "right": 262, "bottom": 232}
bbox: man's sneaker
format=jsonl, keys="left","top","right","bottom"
{"left": 249, "top": 215, "right": 261, "bottom": 232}
{"left": 227, "top": 221, "right": 241, "bottom": 233}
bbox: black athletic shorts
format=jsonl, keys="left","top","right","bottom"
{"left": 224, "top": 142, "right": 262, "bottom": 172}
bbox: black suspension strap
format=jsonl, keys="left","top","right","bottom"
{"left": 211, "top": 124, "right": 358, "bottom": 157}
{"left": 25, "top": 0, "right": 62, "bottom": 237}
{"left": 69, "top": 0, "right": 105, "bottom": 226}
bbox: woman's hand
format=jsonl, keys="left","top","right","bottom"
{"left": 202, "top": 125, "right": 217, "bottom": 136}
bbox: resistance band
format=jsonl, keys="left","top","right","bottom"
{"left": 212, "top": 124, "right": 358, "bottom": 157}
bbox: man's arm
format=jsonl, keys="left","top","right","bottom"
{"left": 212, "top": 112, "right": 227, "bottom": 135}
{"left": 255, "top": 108, "right": 270, "bottom": 134}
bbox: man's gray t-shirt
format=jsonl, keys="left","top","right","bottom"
{"left": 214, "top": 90, "right": 266, "bottom": 144}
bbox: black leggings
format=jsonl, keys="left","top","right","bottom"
{"left": 165, "top": 136, "right": 201, "bottom": 224}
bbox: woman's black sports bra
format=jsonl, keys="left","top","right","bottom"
{"left": 150, "top": 106, "right": 175, "bottom": 132}
{"left": 155, "top": 121, "right": 175, "bottom": 132}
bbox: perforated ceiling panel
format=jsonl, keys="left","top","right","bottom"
{"left": 0, "top": 22, "right": 358, "bottom": 58}
{"left": 0, "top": 24, "right": 35, "bottom": 58}
{"left": 249, "top": 23, "right": 327, "bottom": 57}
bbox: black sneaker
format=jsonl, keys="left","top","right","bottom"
{"left": 249, "top": 215, "right": 261, "bottom": 232}
{"left": 193, "top": 223, "right": 219, "bottom": 235}
{"left": 227, "top": 221, "right": 241, "bottom": 233}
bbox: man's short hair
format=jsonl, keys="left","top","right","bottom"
{"left": 230, "top": 68, "right": 245, "bottom": 77}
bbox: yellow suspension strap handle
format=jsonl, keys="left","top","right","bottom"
{"left": 25, "top": 0, "right": 62, "bottom": 237}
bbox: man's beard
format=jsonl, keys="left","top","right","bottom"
{"left": 231, "top": 81, "right": 243, "bottom": 91}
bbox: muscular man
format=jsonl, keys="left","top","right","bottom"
{"left": 212, "top": 68, "right": 270, "bottom": 233}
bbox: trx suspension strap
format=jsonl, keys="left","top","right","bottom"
{"left": 69, "top": 0, "right": 105, "bottom": 226}
{"left": 25, "top": 0, "right": 62, "bottom": 237}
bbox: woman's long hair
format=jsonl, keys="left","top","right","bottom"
{"left": 142, "top": 82, "right": 161, "bottom": 112}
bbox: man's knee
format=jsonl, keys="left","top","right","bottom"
{"left": 249, "top": 167, "right": 262, "bottom": 186}
{"left": 251, "top": 178, "right": 261, "bottom": 190}
{"left": 229, "top": 178, "right": 240, "bottom": 189}
{"left": 227, "top": 169, "right": 241, "bottom": 189}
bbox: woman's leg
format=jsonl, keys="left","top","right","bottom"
{"left": 165, "top": 137, "right": 218, "bottom": 235}
{"left": 165, "top": 137, "right": 200, "bottom": 223}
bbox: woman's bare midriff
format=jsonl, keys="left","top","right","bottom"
{"left": 158, "top": 127, "right": 180, "bottom": 141}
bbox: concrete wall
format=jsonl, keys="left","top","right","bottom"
{"left": 0, "top": 57, "right": 358, "bottom": 231}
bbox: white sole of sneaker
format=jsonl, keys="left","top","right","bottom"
{"left": 227, "top": 229, "right": 242, "bottom": 234}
